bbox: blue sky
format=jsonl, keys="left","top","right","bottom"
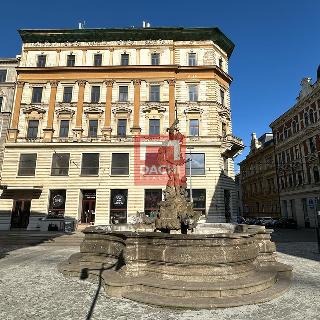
{"left": 0, "top": 0, "right": 319, "bottom": 170}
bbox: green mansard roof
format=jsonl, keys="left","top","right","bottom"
{"left": 18, "top": 27, "right": 234, "bottom": 57}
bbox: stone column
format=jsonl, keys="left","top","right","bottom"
{"left": 8, "top": 81, "right": 24, "bottom": 142}
{"left": 131, "top": 80, "right": 142, "bottom": 134}
{"left": 43, "top": 81, "right": 59, "bottom": 142}
{"left": 73, "top": 80, "right": 86, "bottom": 139}
{"left": 101, "top": 80, "right": 114, "bottom": 140}
{"left": 168, "top": 79, "right": 176, "bottom": 127}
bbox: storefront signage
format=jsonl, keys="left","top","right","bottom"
{"left": 113, "top": 194, "right": 125, "bottom": 206}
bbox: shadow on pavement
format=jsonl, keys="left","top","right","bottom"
{"left": 0, "top": 230, "right": 82, "bottom": 260}
{"left": 272, "top": 228, "right": 320, "bottom": 262}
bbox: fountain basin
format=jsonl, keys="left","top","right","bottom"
{"left": 59, "top": 225, "right": 292, "bottom": 309}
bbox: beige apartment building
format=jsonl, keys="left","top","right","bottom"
{"left": 0, "top": 58, "right": 18, "bottom": 171}
{"left": 0, "top": 27, "right": 243, "bottom": 230}
{"left": 270, "top": 69, "right": 320, "bottom": 227}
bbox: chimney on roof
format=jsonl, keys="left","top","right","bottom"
{"left": 142, "top": 21, "right": 151, "bottom": 28}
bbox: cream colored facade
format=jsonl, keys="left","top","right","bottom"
{"left": 0, "top": 27, "right": 243, "bottom": 230}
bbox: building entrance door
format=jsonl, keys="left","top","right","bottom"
{"left": 81, "top": 190, "right": 96, "bottom": 224}
{"left": 11, "top": 200, "right": 31, "bottom": 228}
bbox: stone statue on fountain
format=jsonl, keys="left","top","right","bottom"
{"left": 155, "top": 119, "right": 200, "bottom": 233}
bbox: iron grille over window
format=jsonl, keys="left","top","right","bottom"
{"left": 150, "top": 85, "right": 160, "bottom": 101}
{"left": 189, "top": 119, "right": 199, "bottom": 136}
{"left": 91, "top": 86, "right": 100, "bottom": 103}
{"left": 119, "top": 86, "right": 128, "bottom": 102}
{"left": 67, "top": 54, "right": 75, "bottom": 67}
{"left": 37, "top": 55, "right": 46, "bottom": 67}
{"left": 0, "top": 70, "right": 7, "bottom": 82}
{"left": 121, "top": 54, "right": 129, "bottom": 66}
{"left": 111, "top": 153, "right": 129, "bottom": 175}
{"left": 89, "top": 120, "right": 98, "bottom": 137}
{"left": 151, "top": 53, "right": 160, "bottom": 65}
{"left": 59, "top": 120, "right": 69, "bottom": 138}
{"left": 117, "top": 119, "right": 127, "bottom": 136}
{"left": 51, "top": 153, "right": 70, "bottom": 176}
{"left": 63, "top": 87, "right": 73, "bottom": 103}
{"left": 94, "top": 54, "right": 102, "bottom": 66}
{"left": 31, "top": 87, "right": 43, "bottom": 103}
{"left": 189, "top": 84, "right": 198, "bottom": 101}
{"left": 188, "top": 53, "right": 197, "bottom": 66}
{"left": 186, "top": 153, "right": 205, "bottom": 175}
{"left": 18, "top": 153, "right": 37, "bottom": 176}
{"left": 81, "top": 153, "right": 99, "bottom": 175}
{"left": 27, "top": 120, "right": 39, "bottom": 139}
{"left": 149, "top": 119, "right": 160, "bottom": 135}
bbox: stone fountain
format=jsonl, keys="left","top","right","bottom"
{"left": 59, "top": 122, "right": 292, "bottom": 309}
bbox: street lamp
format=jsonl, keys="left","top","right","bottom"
{"left": 187, "top": 146, "right": 194, "bottom": 203}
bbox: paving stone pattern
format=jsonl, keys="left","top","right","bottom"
{"left": 0, "top": 233, "right": 319, "bottom": 320}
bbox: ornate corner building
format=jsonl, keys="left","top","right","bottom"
{"left": 239, "top": 133, "right": 280, "bottom": 218}
{"left": 270, "top": 71, "right": 320, "bottom": 227}
{"left": 0, "top": 27, "right": 244, "bottom": 230}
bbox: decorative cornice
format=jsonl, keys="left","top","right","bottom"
{"left": 112, "top": 105, "right": 132, "bottom": 114}
{"left": 55, "top": 106, "right": 75, "bottom": 116}
{"left": 184, "top": 105, "right": 204, "bottom": 114}
{"left": 84, "top": 106, "right": 104, "bottom": 114}
{"left": 22, "top": 105, "right": 46, "bottom": 114}
{"left": 142, "top": 103, "right": 166, "bottom": 113}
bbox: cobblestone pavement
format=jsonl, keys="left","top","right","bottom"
{"left": 0, "top": 230, "right": 320, "bottom": 320}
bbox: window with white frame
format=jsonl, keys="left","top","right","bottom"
{"left": 189, "top": 84, "right": 198, "bottom": 101}
{"left": 188, "top": 53, "right": 197, "bottom": 66}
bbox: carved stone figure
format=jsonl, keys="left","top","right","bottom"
{"left": 155, "top": 120, "right": 200, "bottom": 233}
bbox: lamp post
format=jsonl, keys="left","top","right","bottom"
{"left": 187, "top": 146, "right": 194, "bottom": 202}
{"left": 314, "top": 197, "right": 320, "bottom": 253}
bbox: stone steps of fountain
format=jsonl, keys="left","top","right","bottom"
{"left": 123, "top": 273, "right": 291, "bottom": 309}
{"left": 102, "top": 268, "right": 277, "bottom": 298}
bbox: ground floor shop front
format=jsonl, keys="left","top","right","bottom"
{"left": 0, "top": 186, "right": 236, "bottom": 230}
{"left": 280, "top": 190, "right": 320, "bottom": 228}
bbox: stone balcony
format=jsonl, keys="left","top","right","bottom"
{"left": 221, "top": 134, "right": 245, "bottom": 158}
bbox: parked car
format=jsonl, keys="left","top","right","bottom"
{"left": 274, "top": 218, "right": 298, "bottom": 229}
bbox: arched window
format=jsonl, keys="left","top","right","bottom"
{"left": 304, "top": 112, "right": 309, "bottom": 126}
{"left": 309, "top": 109, "right": 314, "bottom": 124}
{"left": 314, "top": 167, "right": 320, "bottom": 183}
{"left": 292, "top": 120, "right": 296, "bottom": 134}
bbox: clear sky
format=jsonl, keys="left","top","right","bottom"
{"left": 0, "top": 0, "right": 319, "bottom": 170}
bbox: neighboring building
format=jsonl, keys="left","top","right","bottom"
{"left": 0, "top": 58, "right": 18, "bottom": 171}
{"left": 270, "top": 68, "right": 320, "bottom": 227}
{"left": 239, "top": 133, "right": 280, "bottom": 218}
{"left": 0, "top": 26, "right": 243, "bottom": 230}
